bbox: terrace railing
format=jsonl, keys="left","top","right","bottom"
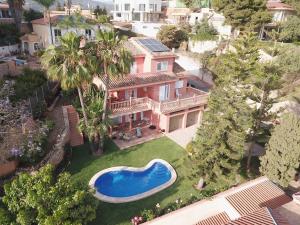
{"left": 109, "top": 88, "right": 209, "bottom": 117}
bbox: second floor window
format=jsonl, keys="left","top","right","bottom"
{"left": 125, "top": 4, "right": 130, "bottom": 11}
{"left": 139, "top": 4, "right": 145, "bottom": 11}
{"left": 115, "top": 4, "right": 119, "bottom": 11}
{"left": 130, "top": 61, "right": 137, "bottom": 74}
{"left": 157, "top": 61, "right": 168, "bottom": 72}
{"left": 149, "top": 4, "right": 154, "bottom": 11}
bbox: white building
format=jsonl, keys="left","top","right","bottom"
{"left": 112, "top": 0, "right": 162, "bottom": 22}
{"left": 20, "top": 15, "right": 100, "bottom": 55}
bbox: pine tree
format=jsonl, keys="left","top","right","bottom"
{"left": 260, "top": 113, "right": 300, "bottom": 187}
{"left": 191, "top": 84, "right": 252, "bottom": 185}
{"left": 212, "top": 0, "right": 272, "bottom": 31}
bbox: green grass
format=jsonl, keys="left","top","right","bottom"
{"left": 67, "top": 137, "right": 199, "bottom": 225}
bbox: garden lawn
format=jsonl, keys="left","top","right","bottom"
{"left": 67, "top": 137, "right": 199, "bottom": 225}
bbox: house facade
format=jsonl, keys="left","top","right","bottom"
{"left": 0, "top": 2, "right": 13, "bottom": 24}
{"left": 266, "top": 0, "right": 296, "bottom": 24}
{"left": 112, "top": 0, "right": 162, "bottom": 22}
{"left": 93, "top": 38, "right": 209, "bottom": 133}
{"left": 20, "top": 15, "right": 99, "bottom": 55}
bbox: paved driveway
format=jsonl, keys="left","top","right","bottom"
{"left": 166, "top": 125, "right": 198, "bottom": 148}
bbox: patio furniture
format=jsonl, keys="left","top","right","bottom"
{"left": 136, "top": 127, "right": 142, "bottom": 138}
{"left": 123, "top": 133, "right": 131, "bottom": 141}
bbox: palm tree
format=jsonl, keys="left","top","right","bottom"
{"left": 87, "top": 30, "right": 133, "bottom": 149}
{"left": 33, "top": 0, "right": 56, "bottom": 44}
{"left": 7, "top": 0, "right": 24, "bottom": 32}
{"left": 78, "top": 90, "right": 110, "bottom": 154}
{"left": 41, "top": 32, "right": 92, "bottom": 128}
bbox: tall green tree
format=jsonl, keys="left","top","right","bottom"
{"left": 78, "top": 88, "right": 111, "bottom": 154}
{"left": 33, "top": 0, "right": 56, "bottom": 44}
{"left": 87, "top": 30, "right": 132, "bottom": 149}
{"left": 212, "top": 0, "right": 271, "bottom": 31}
{"left": 7, "top": 0, "right": 24, "bottom": 32}
{"left": 2, "top": 164, "right": 98, "bottom": 225}
{"left": 41, "top": 32, "right": 92, "bottom": 129}
{"left": 58, "top": 11, "right": 91, "bottom": 34}
{"left": 190, "top": 84, "right": 252, "bottom": 185}
{"left": 260, "top": 113, "right": 300, "bottom": 187}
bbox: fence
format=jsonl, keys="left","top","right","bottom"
{"left": 28, "top": 81, "right": 59, "bottom": 118}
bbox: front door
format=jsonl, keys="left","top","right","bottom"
{"left": 159, "top": 84, "right": 169, "bottom": 101}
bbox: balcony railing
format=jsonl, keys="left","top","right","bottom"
{"left": 109, "top": 87, "right": 209, "bottom": 117}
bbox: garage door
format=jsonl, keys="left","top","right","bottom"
{"left": 169, "top": 114, "right": 184, "bottom": 132}
{"left": 186, "top": 111, "right": 199, "bottom": 127}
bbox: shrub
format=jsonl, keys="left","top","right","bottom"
{"left": 157, "top": 25, "right": 189, "bottom": 49}
{"left": 141, "top": 209, "right": 155, "bottom": 222}
{"left": 0, "top": 24, "right": 20, "bottom": 46}
{"left": 190, "top": 19, "right": 218, "bottom": 42}
{"left": 279, "top": 15, "right": 300, "bottom": 42}
{"left": 10, "top": 68, "right": 47, "bottom": 102}
{"left": 23, "top": 8, "right": 43, "bottom": 23}
{"left": 19, "top": 120, "right": 53, "bottom": 165}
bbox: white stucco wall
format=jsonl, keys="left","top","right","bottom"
{"left": 188, "top": 40, "right": 218, "bottom": 54}
{"left": 132, "top": 22, "right": 163, "bottom": 38}
{"left": 0, "top": 44, "right": 20, "bottom": 57}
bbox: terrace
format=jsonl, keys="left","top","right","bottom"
{"left": 109, "top": 87, "right": 209, "bottom": 117}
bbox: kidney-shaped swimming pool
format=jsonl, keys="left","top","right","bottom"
{"left": 89, "top": 159, "right": 177, "bottom": 203}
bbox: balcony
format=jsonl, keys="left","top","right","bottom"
{"left": 109, "top": 87, "right": 209, "bottom": 117}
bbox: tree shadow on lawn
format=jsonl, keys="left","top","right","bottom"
{"left": 93, "top": 176, "right": 186, "bottom": 225}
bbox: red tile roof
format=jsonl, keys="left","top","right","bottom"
{"left": 103, "top": 72, "right": 178, "bottom": 90}
{"left": 226, "top": 207, "right": 290, "bottom": 225}
{"left": 226, "top": 180, "right": 292, "bottom": 216}
{"left": 267, "top": 1, "right": 295, "bottom": 11}
{"left": 196, "top": 212, "right": 230, "bottom": 225}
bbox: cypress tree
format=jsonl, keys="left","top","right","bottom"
{"left": 260, "top": 113, "right": 300, "bottom": 187}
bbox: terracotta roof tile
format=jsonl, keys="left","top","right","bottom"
{"left": 103, "top": 73, "right": 178, "bottom": 90}
{"left": 226, "top": 180, "right": 292, "bottom": 216}
{"left": 226, "top": 207, "right": 290, "bottom": 225}
{"left": 195, "top": 212, "right": 230, "bottom": 225}
{"left": 267, "top": 1, "right": 295, "bottom": 11}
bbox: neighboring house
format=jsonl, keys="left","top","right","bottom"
{"left": 260, "top": 0, "right": 296, "bottom": 39}
{"left": 50, "top": 4, "right": 95, "bottom": 20}
{"left": 0, "top": 2, "right": 14, "bottom": 24}
{"left": 20, "top": 15, "right": 99, "bottom": 55}
{"left": 166, "top": 0, "right": 190, "bottom": 23}
{"left": 112, "top": 0, "right": 162, "bottom": 22}
{"left": 93, "top": 37, "right": 209, "bottom": 134}
{"left": 267, "top": 0, "right": 296, "bottom": 24}
{"left": 144, "top": 176, "right": 300, "bottom": 225}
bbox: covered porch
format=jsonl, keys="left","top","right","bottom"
{"left": 110, "top": 110, "right": 163, "bottom": 150}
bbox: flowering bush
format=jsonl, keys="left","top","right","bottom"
{"left": 131, "top": 216, "right": 143, "bottom": 225}
{"left": 18, "top": 120, "right": 54, "bottom": 165}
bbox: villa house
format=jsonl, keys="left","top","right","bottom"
{"left": 20, "top": 15, "right": 99, "bottom": 55}
{"left": 93, "top": 38, "right": 209, "bottom": 136}
{"left": 112, "top": 0, "right": 162, "bottom": 22}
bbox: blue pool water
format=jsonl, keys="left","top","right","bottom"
{"left": 94, "top": 162, "right": 172, "bottom": 197}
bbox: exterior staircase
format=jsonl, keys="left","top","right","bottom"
{"left": 65, "top": 105, "right": 84, "bottom": 147}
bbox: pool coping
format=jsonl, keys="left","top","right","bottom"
{"left": 89, "top": 159, "right": 177, "bottom": 203}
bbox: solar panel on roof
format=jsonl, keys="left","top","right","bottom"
{"left": 137, "top": 39, "right": 170, "bottom": 52}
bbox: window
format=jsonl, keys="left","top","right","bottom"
{"left": 85, "top": 29, "right": 92, "bottom": 39}
{"left": 115, "top": 4, "right": 119, "bottom": 11}
{"left": 54, "top": 29, "right": 61, "bottom": 42}
{"left": 139, "top": 4, "right": 145, "bottom": 11}
{"left": 154, "top": 4, "right": 157, "bottom": 11}
{"left": 157, "top": 61, "right": 168, "bottom": 72}
{"left": 130, "top": 61, "right": 137, "bottom": 74}
{"left": 116, "top": 13, "right": 121, "bottom": 17}
{"left": 159, "top": 84, "right": 169, "bottom": 101}
{"left": 34, "top": 43, "right": 39, "bottom": 51}
{"left": 149, "top": 4, "right": 154, "bottom": 11}
{"left": 125, "top": 4, "right": 130, "bottom": 11}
